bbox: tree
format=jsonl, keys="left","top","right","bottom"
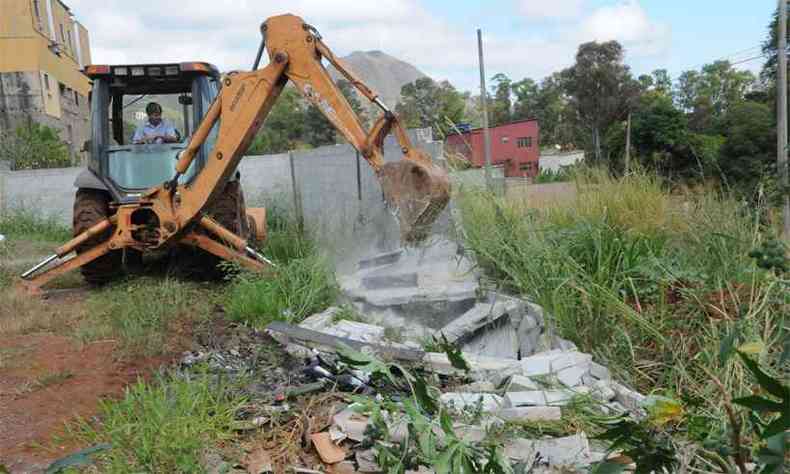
{"left": 0, "top": 121, "right": 71, "bottom": 170}
{"left": 490, "top": 73, "right": 512, "bottom": 126}
{"left": 652, "top": 69, "right": 673, "bottom": 97}
{"left": 396, "top": 77, "right": 466, "bottom": 138}
{"left": 761, "top": 4, "right": 789, "bottom": 84}
{"left": 675, "top": 61, "right": 755, "bottom": 133}
{"left": 718, "top": 101, "right": 776, "bottom": 196}
{"left": 248, "top": 87, "right": 305, "bottom": 154}
{"left": 511, "top": 77, "right": 539, "bottom": 121}
{"left": 563, "top": 40, "right": 640, "bottom": 163}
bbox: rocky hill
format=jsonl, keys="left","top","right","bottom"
{"left": 329, "top": 50, "right": 428, "bottom": 108}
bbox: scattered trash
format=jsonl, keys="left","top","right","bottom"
{"left": 243, "top": 446, "right": 273, "bottom": 474}
{"left": 310, "top": 432, "right": 347, "bottom": 464}
{"left": 45, "top": 443, "right": 111, "bottom": 474}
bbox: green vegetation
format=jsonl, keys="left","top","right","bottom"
{"left": 80, "top": 277, "right": 219, "bottom": 358}
{"left": 0, "top": 207, "right": 71, "bottom": 242}
{"left": 0, "top": 121, "right": 72, "bottom": 170}
{"left": 458, "top": 170, "right": 788, "bottom": 458}
{"left": 74, "top": 371, "right": 244, "bottom": 473}
{"left": 225, "top": 205, "right": 337, "bottom": 328}
{"left": 533, "top": 166, "right": 576, "bottom": 183}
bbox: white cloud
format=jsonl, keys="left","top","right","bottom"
{"left": 518, "top": 0, "right": 586, "bottom": 20}
{"left": 578, "top": 1, "right": 670, "bottom": 57}
{"left": 65, "top": 0, "right": 669, "bottom": 94}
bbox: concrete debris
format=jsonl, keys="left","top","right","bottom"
{"left": 505, "top": 374, "right": 540, "bottom": 391}
{"left": 456, "top": 381, "right": 497, "bottom": 393}
{"left": 440, "top": 392, "right": 506, "bottom": 412}
{"left": 590, "top": 380, "right": 616, "bottom": 402}
{"left": 505, "top": 433, "right": 594, "bottom": 467}
{"left": 332, "top": 407, "right": 369, "bottom": 443}
{"left": 355, "top": 449, "right": 381, "bottom": 473}
{"left": 496, "top": 406, "right": 562, "bottom": 422}
{"left": 255, "top": 243, "right": 652, "bottom": 472}
{"left": 611, "top": 381, "right": 647, "bottom": 413}
{"left": 589, "top": 361, "right": 611, "bottom": 380}
{"left": 506, "top": 390, "right": 580, "bottom": 407}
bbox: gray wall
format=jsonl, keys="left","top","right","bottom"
{"left": 0, "top": 129, "right": 447, "bottom": 265}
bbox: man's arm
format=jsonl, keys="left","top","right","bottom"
{"left": 132, "top": 126, "right": 146, "bottom": 144}
{"left": 161, "top": 121, "right": 179, "bottom": 143}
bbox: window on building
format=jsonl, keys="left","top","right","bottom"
{"left": 501, "top": 136, "right": 509, "bottom": 144}
{"left": 43, "top": 73, "right": 50, "bottom": 92}
{"left": 74, "top": 90, "right": 79, "bottom": 106}
{"left": 59, "top": 83, "right": 66, "bottom": 96}
{"left": 67, "top": 29, "right": 73, "bottom": 51}
{"left": 517, "top": 137, "right": 533, "bottom": 148}
{"left": 60, "top": 24, "right": 65, "bottom": 43}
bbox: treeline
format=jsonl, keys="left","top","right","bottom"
{"left": 391, "top": 12, "right": 784, "bottom": 200}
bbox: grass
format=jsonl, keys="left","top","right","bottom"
{"left": 73, "top": 370, "right": 245, "bottom": 473}
{"left": 79, "top": 277, "right": 220, "bottom": 358}
{"left": 457, "top": 168, "right": 788, "bottom": 446}
{"left": 225, "top": 208, "right": 337, "bottom": 328}
{"left": 0, "top": 207, "right": 71, "bottom": 242}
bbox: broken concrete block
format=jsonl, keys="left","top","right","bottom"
{"left": 456, "top": 317, "right": 521, "bottom": 359}
{"left": 332, "top": 408, "right": 369, "bottom": 443}
{"left": 611, "top": 381, "right": 646, "bottom": 412}
{"left": 299, "top": 306, "right": 342, "bottom": 332}
{"left": 505, "top": 433, "right": 593, "bottom": 466}
{"left": 549, "top": 352, "right": 592, "bottom": 372}
{"left": 543, "top": 390, "right": 577, "bottom": 406}
{"left": 422, "top": 352, "right": 522, "bottom": 381}
{"left": 362, "top": 272, "right": 418, "bottom": 290}
{"left": 589, "top": 361, "right": 611, "bottom": 380}
{"left": 325, "top": 320, "right": 386, "bottom": 344}
{"left": 590, "top": 380, "right": 616, "bottom": 402}
{"left": 505, "top": 391, "right": 546, "bottom": 407}
{"left": 496, "top": 406, "right": 562, "bottom": 422}
{"left": 355, "top": 449, "right": 382, "bottom": 473}
{"left": 358, "top": 249, "right": 403, "bottom": 270}
{"left": 456, "top": 381, "right": 497, "bottom": 393}
{"left": 556, "top": 364, "right": 588, "bottom": 387}
{"left": 453, "top": 424, "right": 487, "bottom": 443}
{"left": 506, "top": 374, "right": 539, "bottom": 391}
{"left": 440, "top": 392, "right": 506, "bottom": 412}
{"left": 519, "top": 353, "right": 555, "bottom": 377}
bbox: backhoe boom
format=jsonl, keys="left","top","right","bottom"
{"left": 20, "top": 13, "right": 450, "bottom": 294}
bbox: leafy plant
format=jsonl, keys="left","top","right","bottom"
{"left": 0, "top": 122, "right": 72, "bottom": 170}
{"left": 338, "top": 344, "right": 511, "bottom": 473}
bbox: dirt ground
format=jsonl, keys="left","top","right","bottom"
{"left": 0, "top": 274, "right": 186, "bottom": 472}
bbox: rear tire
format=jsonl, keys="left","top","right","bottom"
{"left": 176, "top": 180, "right": 249, "bottom": 279}
{"left": 73, "top": 189, "right": 123, "bottom": 285}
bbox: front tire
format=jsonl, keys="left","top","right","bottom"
{"left": 72, "top": 189, "right": 123, "bottom": 284}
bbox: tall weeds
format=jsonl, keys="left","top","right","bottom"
{"left": 458, "top": 169, "right": 788, "bottom": 440}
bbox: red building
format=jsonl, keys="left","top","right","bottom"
{"left": 445, "top": 119, "right": 540, "bottom": 177}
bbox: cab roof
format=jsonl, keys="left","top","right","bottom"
{"left": 84, "top": 62, "right": 220, "bottom": 95}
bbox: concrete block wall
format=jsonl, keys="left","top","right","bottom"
{"left": 0, "top": 128, "right": 448, "bottom": 266}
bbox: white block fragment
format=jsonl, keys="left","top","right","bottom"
{"left": 496, "top": 406, "right": 562, "bottom": 422}
{"left": 440, "top": 392, "right": 506, "bottom": 412}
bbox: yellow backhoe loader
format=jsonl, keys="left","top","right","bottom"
{"left": 19, "top": 14, "right": 450, "bottom": 294}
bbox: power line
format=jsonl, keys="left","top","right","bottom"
{"left": 730, "top": 53, "right": 769, "bottom": 66}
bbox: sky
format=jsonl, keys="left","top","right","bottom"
{"left": 66, "top": 0, "right": 776, "bottom": 93}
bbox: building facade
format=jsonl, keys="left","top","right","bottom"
{"left": 0, "top": 0, "right": 91, "bottom": 159}
{"left": 445, "top": 119, "right": 540, "bottom": 178}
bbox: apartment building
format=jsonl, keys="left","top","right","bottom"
{"left": 0, "top": 0, "right": 92, "bottom": 158}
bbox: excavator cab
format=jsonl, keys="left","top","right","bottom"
{"left": 76, "top": 62, "right": 222, "bottom": 201}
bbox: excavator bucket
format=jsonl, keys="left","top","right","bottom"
{"left": 378, "top": 156, "right": 451, "bottom": 243}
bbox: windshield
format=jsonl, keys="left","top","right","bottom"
{"left": 107, "top": 143, "right": 196, "bottom": 190}
{"left": 119, "top": 93, "right": 193, "bottom": 145}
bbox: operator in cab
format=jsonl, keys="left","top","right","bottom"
{"left": 132, "top": 102, "right": 179, "bottom": 144}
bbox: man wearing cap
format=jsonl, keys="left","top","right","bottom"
{"left": 132, "top": 102, "right": 179, "bottom": 144}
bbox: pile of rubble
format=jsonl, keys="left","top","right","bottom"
{"left": 256, "top": 239, "right": 649, "bottom": 472}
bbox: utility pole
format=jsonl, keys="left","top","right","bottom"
{"left": 624, "top": 112, "right": 632, "bottom": 175}
{"left": 779, "top": 0, "right": 790, "bottom": 238}
{"left": 477, "top": 28, "right": 493, "bottom": 191}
